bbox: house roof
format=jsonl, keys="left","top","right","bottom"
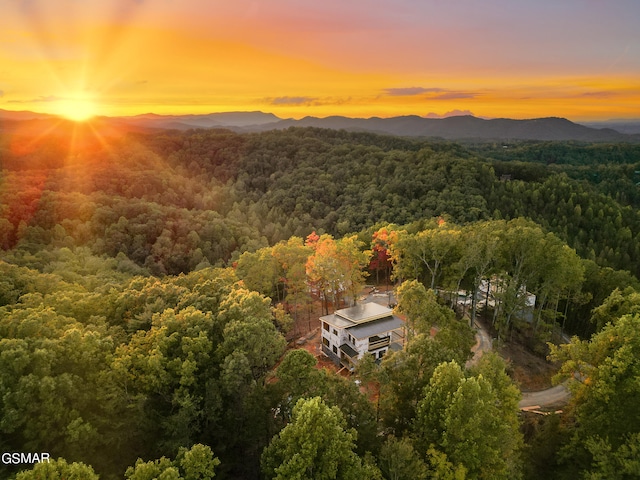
{"left": 339, "top": 343, "right": 359, "bottom": 359}
{"left": 320, "top": 313, "right": 354, "bottom": 329}
{"left": 346, "top": 316, "right": 405, "bottom": 339}
{"left": 336, "top": 302, "right": 392, "bottom": 324}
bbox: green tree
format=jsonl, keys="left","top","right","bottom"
{"left": 396, "top": 280, "right": 454, "bottom": 336}
{"left": 550, "top": 313, "right": 640, "bottom": 476}
{"left": 269, "top": 349, "right": 379, "bottom": 456}
{"left": 272, "top": 237, "right": 313, "bottom": 322}
{"left": 590, "top": 286, "right": 640, "bottom": 332}
{"left": 16, "top": 458, "right": 99, "bottom": 480}
{"left": 416, "top": 359, "right": 523, "bottom": 479}
{"left": 378, "top": 436, "right": 428, "bottom": 480}
{"left": 0, "top": 306, "right": 132, "bottom": 477}
{"left": 270, "top": 349, "right": 326, "bottom": 423}
{"left": 112, "top": 307, "right": 220, "bottom": 453}
{"left": 235, "top": 246, "right": 281, "bottom": 300}
{"left": 458, "top": 222, "right": 500, "bottom": 326}
{"left": 415, "top": 361, "right": 466, "bottom": 449}
{"left": 583, "top": 434, "right": 640, "bottom": 479}
{"left": 424, "top": 448, "right": 468, "bottom": 480}
{"left": 125, "top": 444, "right": 220, "bottom": 480}
{"left": 390, "top": 224, "right": 460, "bottom": 290}
{"left": 218, "top": 309, "right": 287, "bottom": 382}
{"left": 378, "top": 335, "right": 464, "bottom": 434}
{"left": 261, "top": 397, "right": 380, "bottom": 480}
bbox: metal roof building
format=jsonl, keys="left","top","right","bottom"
{"left": 320, "top": 302, "right": 405, "bottom": 370}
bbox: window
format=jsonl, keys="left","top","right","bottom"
{"left": 332, "top": 345, "right": 338, "bottom": 354}
{"left": 332, "top": 329, "right": 338, "bottom": 336}
{"left": 323, "top": 322, "right": 330, "bottom": 331}
{"left": 322, "top": 337, "right": 329, "bottom": 347}
{"left": 378, "top": 350, "right": 386, "bottom": 359}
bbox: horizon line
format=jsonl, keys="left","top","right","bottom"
{"left": 2, "top": 107, "right": 640, "bottom": 124}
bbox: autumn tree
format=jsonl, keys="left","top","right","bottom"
{"left": 370, "top": 226, "right": 397, "bottom": 285}
{"left": 306, "top": 234, "right": 369, "bottom": 314}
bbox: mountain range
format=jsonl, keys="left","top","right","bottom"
{"left": 2, "top": 108, "right": 639, "bottom": 142}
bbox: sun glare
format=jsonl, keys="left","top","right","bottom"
{"left": 56, "top": 97, "right": 98, "bottom": 122}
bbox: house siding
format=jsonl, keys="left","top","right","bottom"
{"left": 321, "top": 321, "right": 347, "bottom": 356}
{"left": 322, "top": 344, "right": 341, "bottom": 364}
{"left": 321, "top": 305, "right": 405, "bottom": 368}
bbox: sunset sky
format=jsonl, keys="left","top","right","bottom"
{"left": 1, "top": 0, "right": 639, "bottom": 121}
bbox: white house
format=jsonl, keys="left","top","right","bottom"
{"left": 320, "top": 302, "right": 405, "bottom": 370}
{"left": 478, "top": 277, "right": 536, "bottom": 322}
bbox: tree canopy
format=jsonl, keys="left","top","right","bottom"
{"left": 2, "top": 125, "right": 640, "bottom": 479}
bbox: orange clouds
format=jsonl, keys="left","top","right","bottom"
{"left": 0, "top": 1, "right": 639, "bottom": 121}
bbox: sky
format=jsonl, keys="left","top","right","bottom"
{"left": 0, "top": 0, "right": 639, "bottom": 121}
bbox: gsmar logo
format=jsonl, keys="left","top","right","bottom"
{"left": 2, "top": 452, "right": 50, "bottom": 464}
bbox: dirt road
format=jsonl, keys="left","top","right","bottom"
{"left": 519, "top": 384, "right": 570, "bottom": 409}
{"left": 470, "top": 322, "right": 571, "bottom": 409}
{"left": 466, "top": 322, "right": 493, "bottom": 367}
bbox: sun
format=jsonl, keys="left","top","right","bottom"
{"left": 55, "top": 97, "right": 98, "bottom": 122}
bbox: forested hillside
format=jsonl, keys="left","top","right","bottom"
{"left": 3, "top": 126, "right": 640, "bottom": 276}
{"left": 1, "top": 125, "right": 640, "bottom": 478}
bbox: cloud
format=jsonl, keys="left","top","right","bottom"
{"left": 0, "top": 90, "right": 4, "bottom": 98}
{"left": 430, "top": 92, "right": 477, "bottom": 100}
{"left": 10, "top": 95, "right": 62, "bottom": 103}
{"left": 383, "top": 87, "right": 478, "bottom": 100}
{"left": 383, "top": 87, "right": 445, "bottom": 96}
{"left": 425, "top": 109, "right": 475, "bottom": 118}
{"left": 580, "top": 91, "right": 616, "bottom": 98}
{"left": 8, "top": 95, "right": 63, "bottom": 103}
{"left": 269, "top": 96, "right": 317, "bottom": 106}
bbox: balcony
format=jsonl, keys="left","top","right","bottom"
{"left": 339, "top": 343, "right": 359, "bottom": 370}
{"left": 368, "top": 335, "right": 390, "bottom": 351}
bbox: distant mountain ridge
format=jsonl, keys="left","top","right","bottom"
{"left": 1, "top": 108, "right": 638, "bottom": 142}
{"left": 582, "top": 119, "right": 640, "bottom": 135}
{"left": 117, "top": 111, "right": 281, "bottom": 129}
{"left": 255, "top": 115, "right": 636, "bottom": 142}
{"left": 94, "top": 112, "right": 640, "bottom": 142}
{"left": 0, "top": 108, "right": 54, "bottom": 121}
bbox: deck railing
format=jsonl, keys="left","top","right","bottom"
{"left": 368, "top": 336, "right": 390, "bottom": 351}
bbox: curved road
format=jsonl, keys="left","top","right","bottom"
{"left": 366, "top": 292, "right": 571, "bottom": 410}
{"left": 469, "top": 322, "right": 571, "bottom": 409}
{"left": 466, "top": 321, "right": 493, "bottom": 368}
{"left": 519, "top": 384, "right": 570, "bottom": 409}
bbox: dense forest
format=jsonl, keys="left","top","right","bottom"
{"left": 1, "top": 124, "right": 639, "bottom": 478}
